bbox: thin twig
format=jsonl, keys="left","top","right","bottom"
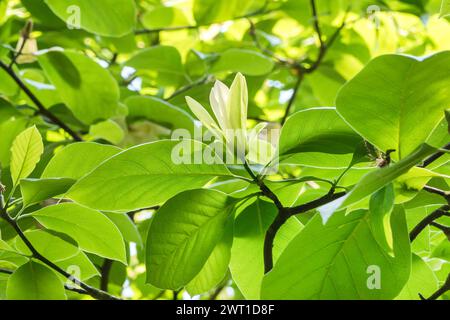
{"left": 420, "top": 142, "right": 450, "bottom": 168}
{"left": 279, "top": 2, "right": 349, "bottom": 124}
{"left": 0, "top": 206, "right": 119, "bottom": 300}
{"left": 0, "top": 60, "right": 82, "bottom": 141}
{"left": 423, "top": 186, "right": 450, "bottom": 203}
{"left": 100, "top": 259, "right": 113, "bottom": 292}
{"left": 0, "top": 267, "right": 89, "bottom": 295}
{"left": 280, "top": 73, "right": 304, "bottom": 125}
{"left": 166, "top": 75, "right": 213, "bottom": 101}
{"left": 426, "top": 274, "right": 450, "bottom": 300}
{"left": 410, "top": 205, "right": 450, "bottom": 242}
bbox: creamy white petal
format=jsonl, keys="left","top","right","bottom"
{"left": 185, "top": 96, "right": 218, "bottom": 132}
{"left": 209, "top": 80, "right": 229, "bottom": 130}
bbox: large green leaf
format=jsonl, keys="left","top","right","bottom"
{"left": 42, "top": 142, "right": 121, "bottom": 180}
{"left": 20, "top": 178, "right": 75, "bottom": 208}
{"left": 67, "top": 140, "right": 232, "bottom": 211}
{"left": 45, "top": 0, "right": 136, "bottom": 37}
{"left": 186, "top": 220, "right": 233, "bottom": 295}
{"left": 125, "top": 96, "right": 195, "bottom": 133}
{"left": 280, "top": 108, "right": 361, "bottom": 155}
{"left": 141, "top": 6, "right": 189, "bottom": 29}
{"left": 336, "top": 52, "right": 450, "bottom": 160}
{"left": 10, "top": 126, "right": 43, "bottom": 187}
{"left": 441, "top": 0, "right": 450, "bottom": 17}
{"left": 211, "top": 49, "right": 274, "bottom": 76}
{"left": 261, "top": 206, "right": 411, "bottom": 300}
{"left": 230, "top": 199, "right": 302, "bottom": 299}
{"left": 124, "top": 46, "right": 185, "bottom": 86}
{"left": 319, "top": 144, "right": 436, "bottom": 222}
{"left": 6, "top": 261, "right": 66, "bottom": 300}
{"left": 31, "top": 203, "right": 127, "bottom": 264}
{"left": 14, "top": 230, "right": 98, "bottom": 281}
{"left": 146, "top": 189, "right": 236, "bottom": 290}
{"left": 38, "top": 51, "right": 122, "bottom": 124}
{"left": 396, "top": 254, "right": 438, "bottom": 300}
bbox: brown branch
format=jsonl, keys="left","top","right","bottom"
{"left": 0, "top": 267, "right": 89, "bottom": 295}
{"left": 280, "top": 3, "right": 349, "bottom": 124}
{"left": 0, "top": 204, "right": 119, "bottom": 300}
{"left": 420, "top": 142, "right": 450, "bottom": 168}
{"left": 280, "top": 73, "right": 304, "bottom": 125}
{"left": 410, "top": 205, "right": 450, "bottom": 242}
{"left": 243, "top": 161, "right": 284, "bottom": 211}
{"left": 263, "top": 189, "right": 346, "bottom": 273}
{"left": 100, "top": 259, "right": 113, "bottom": 292}
{"left": 0, "top": 60, "right": 82, "bottom": 141}
{"left": 426, "top": 274, "right": 450, "bottom": 300}
{"left": 430, "top": 222, "right": 450, "bottom": 238}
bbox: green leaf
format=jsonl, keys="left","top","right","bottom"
{"left": 336, "top": 52, "right": 450, "bottom": 160}
{"left": 67, "top": 140, "right": 232, "bottom": 211}
{"left": 124, "top": 46, "right": 185, "bottom": 86}
{"left": 319, "top": 144, "right": 436, "bottom": 222}
{"left": 20, "top": 178, "right": 75, "bottom": 208}
{"left": 186, "top": 220, "right": 233, "bottom": 295}
{"left": 279, "top": 107, "right": 362, "bottom": 167}
{"left": 230, "top": 199, "right": 302, "bottom": 299}
{"left": 211, "top": 49, "right": 274, "bottom": 76}
{"left": 146, "top": 189, "right": 236, "bottom": 290}
{"left": 396, "top": 254, "right": 438, "bottom": 300}
{"left": 0, "top": 239, "right": 15, "bottom": 253}
{"left": 261, "top": 206, "right": 411, "bottom": 300}
{"left": 10, "top": 126, "right": 44, "bottom": 186}
{"left": 394, "top": 167, "right": 447, "bottom": 203}
{"left": 31, "top": 203, "right": 127, "bottom": 264}
{"left": 6, "top": 261, "right": 66, "bottom": 300}
{"left": 89, "top": 120, "right": 124, "bottom": 145}
{"left": 440, "top": 0, "right": 450, "bottom": 17}
{"left": 125, "top": 96, "right": 195, "bottom": 133}
{"left": 103, "top": 212, "right": 142, "bottom": 247}
{"left": 14, "top": 230, "right": 99, "bottom": 281}
{"left": 44, "top": 0, "right": 136, "bottom": 37}
{"left": 38, "top": 51, "right": 122, "bottom": 124}
{"left": 0, "top": 101, "right": 27, "bottom": 167}
{"left": 193, "top": 0, "right": 266, "bottom": 24}
{"left": 141, "top": 6, "right": 189, "bottom": 29}
{"left": 42, "top": 142, "right": 121, "bottom": 180}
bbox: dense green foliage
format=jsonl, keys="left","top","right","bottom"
{"left": 0, "top": 0, "right": 449, "bottom": 300}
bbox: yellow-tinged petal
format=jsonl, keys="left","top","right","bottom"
{"left": 226, "top": 73, "right": 248, "bottom": 131}
{"left": 226, "top": 73, "right": 248, "bottom": 153}
{"left": 186, "top": 96, "right": 224, "bottom": 143}
{"left": 186, "top": 96, "right": 218, "bottom": 131}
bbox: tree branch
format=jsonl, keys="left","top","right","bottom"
{"left": 410, "top": 205, "right": 450, "bottom": 242}
{"left": 426, "top": 274, "right": 450, "bottom": 300}
{"left": 423, "top": 185, "right": 450, "bottom": 203}
{"left": 263, "top": 189, "right": 346, "bottom": 273}
{"left": 280, "top": 73, "right": 304, "bottom": 125}
{"left": 420, "top": 142, "right": 450, "bottom": 168}
{"left": 0, "top": 60, "right": 82, "bottom": 142}
{"left": 243, "top": 161, "right": 284, "bottom": 211}
{"left": 0, "top": 203, "right": 119, "bottom": 300}
{"left": 279, "top": 2, "right": 349, "bottom": 124}
{"left": 0, "top": 267, "right": 89, "bottom": 295}
{"left": 100, "top": 259, "right": 113, "bottom": 292}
